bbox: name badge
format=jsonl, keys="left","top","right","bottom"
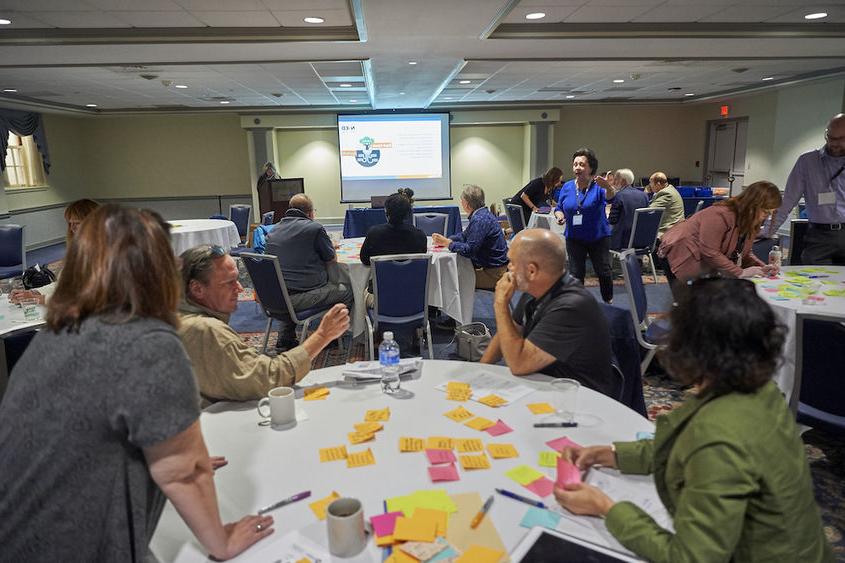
{"left": 573, "top": 214, "right": 583, "bottom": 226}
{"left": 819, "top": 191, "right": 836, "bottom": 206}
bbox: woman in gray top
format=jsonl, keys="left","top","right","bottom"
{"left": 0, "top": 205, "right": 273, "bottom": 562}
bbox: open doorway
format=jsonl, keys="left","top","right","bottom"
{"left": 703, "top": 117, "right": 748, "bottom": 195}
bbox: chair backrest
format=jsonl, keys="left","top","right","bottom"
{"left": 413, "top": 213, "right": 449, "bottom": 236}
{"left": 261, "top": 211, "right": 275, "bottom": 225}
{"left": 239, "top": 252, "right": 298, "bottom": 321}
{"left": 794, "top": 313, "right": 845, "bottom": 422}
{"left": 694, "top": 200, "right": 704, "bottom": 214}
{"left": 371, "top": 254, "right": 432, "bottom": 325}
{"left": 610, "top": 363, "right": 626, "bottom": 402}
{"left": 505, "top": 204, "right": 526, "bottom": 234}
{"left": 788, "top": 219, "right": 809, "bottom": 266}
{"left": 677, "top": 186, "right": 695, "bottom": 198}
{"left": 229, "top": 204, "right": 252, "bottom": 237}
{"left": 209, "top": 213, "right": 227, "bottom": 220}
{"left": 626, "top": 208, "right": 663, "bottom": 251}
{"left": 619, "top": 249, "right": 648, "bottom": 326}
{"left": 751, "top": 236, "right": 777, "bottom": 263}
{"left": 0, "top": 225, "right": 25, "bottom": 269}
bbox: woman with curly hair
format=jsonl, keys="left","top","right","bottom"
{"left": 552, "top": 277, "right": 832, "bottom": 562}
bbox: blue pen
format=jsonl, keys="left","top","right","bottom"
{"left": 495, "top": 488, "right": 547, "bottom": 509}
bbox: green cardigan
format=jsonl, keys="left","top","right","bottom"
{"left": 605, "top": 381, "right": 832, "bottom": 562}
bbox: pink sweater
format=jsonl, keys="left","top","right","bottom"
{"left": 660, "top": 205, "right": 765, "bottom": 280}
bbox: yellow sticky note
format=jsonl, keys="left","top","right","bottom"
{"left": 426, "top": 436, "right": 454, "bottom": 450}
{"left": 478, "top": 394, "right": 507, "bottom": 407}
{"left": 465, "top": 417, "right": 495, "bottom": 431}
{"left": 346, "top": 448, "right": 376, "bottom": 468}
{"left": 393, "top": 516, "right": 437, "bottom": 542}
{"left": 444, "top": 406, "right": 474, "bottom": 422}
{"left": 348, "top": 430, "right": 375, "bottom": 444}
{"left": 538, "top": 450, "right": 561, "bottom": 467}
{"left": 295, "top": 558, "right": 310, "bottom": 563}
{"left": 456, "top": 438, "right": 484, "bottom": 452}
{"left": 303, "top": 386, "right": 330, "bottom": 401}
{"left": 375, "top": 534, "right": 395, "bottom": 547}
{"left": 447, "top": 381, "right": 471, "bottom": 393}
{"left": 354, "top": 421, "right": 384, "bottom": 433}
{"left": 456, "top": 545, "right": 505, "bottom": 563}
{"left": 309, "top": 491, "right": 340, "bottom": 520}
{"left": 487, "top": 443, "right": 519, "bottom": 459}
{"left": 446, "top": 389, "right": 472, "bottom": 401}
{"left": 459, "top": 453, "right": 491, "bottom": 470}
{"left": 319, "top": 445, "right": 348, "bottom": 462}
{"left": 505, "top": 465, "right": 545, "bottom": 486}
{"left": 385, "top": 551, "right": 418, "bottom": 563}
{"left": 412, "top": 507, "right": 449, "bottom": 536}
{"left": 365, "top": 407, "right": 391, "bottom": 421}
{"left": 527, "top": 402, "right": 555, "bottom": 414}
{"left": 399, "top": 437, "right": 425, "bottom": 452}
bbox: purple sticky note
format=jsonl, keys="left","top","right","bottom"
{"left": 546, "top": 436, "right": 582, "bottom": 452}
{"left": 370, "top": 511, "right": 403, "bottom": 537}
{"left": 425, "top": 449, "right": 457, "bottom": 465}
{"left": 485, "top": 419, "right": 514, "bottom": 437}
{"left": 428, "top": 463, "right": 460, "bottom": 482}
{"left": 556, "top": 457, "right": 582, "bottom": 487}
{"left": 525, "top": 476, "right": 555, "bottom": 497}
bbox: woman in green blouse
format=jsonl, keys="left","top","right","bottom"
{"left": 554, "top": 277, "right": 832, "bottom": 562}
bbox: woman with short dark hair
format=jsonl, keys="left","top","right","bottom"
{"left": 0, "top": 205, "right": 272, "bottom": 561}
{"left": 553, "top": 277, "right": 832, "bottom": 562}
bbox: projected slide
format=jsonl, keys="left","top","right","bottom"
{"left": 338, "top": 113, "right": 451, "bottom": 202}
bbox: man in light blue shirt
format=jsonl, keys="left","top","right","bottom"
{"left": 772, "top": 113, "right": 845, "bottom": 265}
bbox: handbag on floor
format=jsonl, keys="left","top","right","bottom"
{"left": 455, "top": 322, "right": 491, "bottom": 362}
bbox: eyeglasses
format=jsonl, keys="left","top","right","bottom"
{"left": 187, "top": 245, "right": 227, "bottom": 281}
{"left": 653, "top": 178, "right": 667, "bottom": 184}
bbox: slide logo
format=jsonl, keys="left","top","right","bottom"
{"left": 355, "top": 136, "right": 380, "bottom": 167}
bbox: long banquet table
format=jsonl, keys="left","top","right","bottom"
{"left": 150, "top": 360, "right": 658, "bottom": 562}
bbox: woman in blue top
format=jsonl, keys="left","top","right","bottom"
{"left": 554, "top": 148, "right": 617, "bottom": 303}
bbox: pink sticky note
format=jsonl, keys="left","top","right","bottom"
{"left": 525, "top": 476, "right": 555, "bottom": 498}
{"left": 546, "top": 436, "right": 581, "bottom": 452}
{"left": 425, "top": 449, "right": 457, "bottom": 465}
{"left": 485, "top": 419, "right": 514, "bottom": 437}
{"left": 370, "top": 511, "right": 403, "bottom": 537}
{"left": 556, "top": 457, "right": 582, "bottom": 487}
{"left": 428, "top": 463, "right": 460, "bottom": 482}
{"left": 763, "top": 288, "right": 779, "bottom": 293}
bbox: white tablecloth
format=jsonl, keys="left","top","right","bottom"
{"left": 169, "top": 219, "right": 241, "bottom": 256}
{"left": 150, "top": 360, "right": 656, "bottom": 563}
{"left": 329, "top": 238, "right": 476, "bottom": 337}
{"left": 527, "top": 211, "right": 564, "bottom": 235}
{"left": 754, "top": 265, "right": 845, "bottom": 404}
{"left": 0, "top": 298, "right": 46, "bottom": 395}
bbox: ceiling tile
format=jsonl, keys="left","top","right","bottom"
{"left": 0, "top": 13, "right": 54, "bottom": 28}
{"left": 111, "top": 11, "right": 205, "bottom": 27}
{"left": 632, "top": 5, "right": 726, "bottom": 21}
{"left": 271, "top": 8, "right": 352, "bottom": 27}
{"left": 767, "top": 6, "right": 845, "bottom": 22}
{"left": 190, "top": 10, "right": 279, "bottom": 26}
{"left": 699, "top": 5, "right": 795, "bottom": 22}
{"left": 502, "top": 5, "right": 582, "bottom": 24}
{"left": 173, "top": 0, "right": 267, "bottom": 10}
{"left": 0, "top": 0, "right": 96, "bottom": 10}
{"left": 565, "top": 4, "right": 663, "bottom": 22}
{"left": 84, "top": 0, "right": 183, "bottom": 9}
{"left": 30, "top": 11, "right": 131, "bottom": 27}
{"left": 261, "top": 0, "right": 348, "bottom": 9}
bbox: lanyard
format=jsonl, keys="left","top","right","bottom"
{"left": 831, "top": 165, "right": 845, "bottom": 183}
{"left": 575, "top": 181, "right": 593, "bottom": 213}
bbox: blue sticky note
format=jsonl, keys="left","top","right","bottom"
{"left": 636, "top": 431, "right": 655, "bottom": 441}
{"left": 520, "top": 506, "right": 562, "bottom": 530}
{"left": 429, "top": 538, "right": 459, "bottom": 562}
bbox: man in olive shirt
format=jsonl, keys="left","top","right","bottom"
{"left": 480, "top": 229, "right": 615, "bottom": 397}
{"left": 647, "top": 171, "right": 685, "bottom": 238}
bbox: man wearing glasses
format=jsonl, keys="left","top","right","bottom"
{"left": 771, "top": 113, "right": 845, "bottom": 265}
{"left": 178, "top": 245, "right": 350, "bottom": 404}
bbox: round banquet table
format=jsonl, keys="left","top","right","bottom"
{"left": 329, "top": 237, "right": 476, "bottom": 338}
{"left": 168, "top": 219, "right": 242, "bottom": 256}
{"left": 150, "top": 360, "right": 657, "bottom": 563}
{"left": 0, "top": 298, "right": 46, "bottom": 396}
{"left": 753, "top": 265, "right": 845, "bottom": 406}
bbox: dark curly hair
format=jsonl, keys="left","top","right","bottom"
{"left": 572, "top": 148, "right": 598, "bottom": 176}
{"left": 658, "top": 277, "right": 786, "bottom": 397}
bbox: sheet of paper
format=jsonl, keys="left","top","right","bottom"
{"left": 556, "top": 457, "right": 582, "bottom": 486}
{"left": 393, "top": 516, "right": 437, "bottom": 542}
{"left": 309, "top": 491, "right": 340, "bottom": 520}
{"left": 346, "top": 448, "right": 375, "bottom": 468}
{"left": 444, "top": 406, "right": 475, "bottom": 422}
{"left": 520, "top": 506, "right": 562, "bottom": 529}
{"left": 527, "top": 402, "right": 555, "bottom": 414}
{"left": 429, "top": 463, "right": 461, "bottom": 482}
{"left": 371, "top": 511, "right": 403, "bottom": 537}
{"left": 365, "top": 407, "right": 391, "bottom": 421}
{"left": 525, "top": 476, "right": 555, "bottom": 498}
{"left": 436, "top": 373, "right": 535, "bottom": 405}
{"left": 487, "top": 443, "right": 518, "bottom": 459}
{"left": 506, "top": 465, "right": 545, "bottom": 486}
{"left": 455, "top": 544, "right": 505, "bottom": 563}
{"left": 426, "top": 436, "right": 455, "bottom": 450}
{"left": 484, "top": 419, "right": 513, "bottom": 436}
{"left": 478, "top": 394, "right": 507, "bottom": 407}
{"left": 585, "top": 470, "right": 673, "bottom": 531}
{"left": 446, "top": 492, "right": 507, "bottom": 557}
{"left": 400, "top": 437, "right": 425, "bottom": 452}
{"left": 538, "top": 450, "right": 561, "bottom": 467}
{"left": 546, "top": 436, "right": 582, "bottom": 451}
{"left": 400, "top": 540, "right": 447, "bottom": 561}
{"left": 459, "top": 453, "right": 491, "bottom": 470}
{"left": 426, "top": 449, "right": 457, "bottom": 465}
{"left": 253, "top": 530, "right": 330, "bottom": 563}
{"left": 344, "top": 358, "right": 421, "bottom": 377}
{"left": 465, "top": 417, "right": 495, "bottom": 431}
{"left": 318, "top": 445, "right": 347, "bottom": 462}
{"left": 456, "top": 438, "right": 484, "bottom": 452}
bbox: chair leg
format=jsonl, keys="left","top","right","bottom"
{"left": 365, "top": 316, "right": 375, "bottom": 361}
{"left": 641, "top": 347, "right": 657, "bottom": 375}
{"left": 300, "top": 320, "right": 309, "bottom": 343}
{"left": 425, "top": 320, "right": 434, "bottom": 360}
{"left": 262, "top": 318, "right": 273, "bottom": 353}
{"left": 648, "top": 251, "right": 658, "bottom": 284}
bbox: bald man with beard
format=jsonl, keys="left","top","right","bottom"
{"left": 480, "top": 229, "right": 615, "bottom": 398}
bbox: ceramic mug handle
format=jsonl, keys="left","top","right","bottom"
{"left": 257, "top": 397, "right": 271, "bottom": 419}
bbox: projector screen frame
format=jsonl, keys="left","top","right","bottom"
{"left": 336, "top": 110, "right": 453, "bottom": 204}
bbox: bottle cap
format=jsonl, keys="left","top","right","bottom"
{"left": 383, "top": 331, "right": 393, "bottom": 340}
{"left": 771, "top": 245, "right": 779, "bottom": 251}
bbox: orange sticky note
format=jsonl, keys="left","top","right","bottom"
{"left": 444, "top": 406, "right": 474, "bottom": 422}
{"left": 385, "top": 551, "right": 418, "bottom": 563}
{"left": 354, "top": 422, "right": 384, "bottom": 433}
{"left": 426, "top": 436, "right": 454, "bottom": 450}
{"left": 319, "top": 445, "right": 347, "bottom": 462}
{"left": 393, "top": 516, "right": 437, "bottom": 542}
{"left": 348, "top": 430, "right": 375, "bottom": 444}
{"left": 465, "top": 417, "right": 495, "bottom": 431}
{"left": 347, "top": 448, "right": 376, "bottom": 468}
{"left": 456, "top": 438, "right": 484, "bottom": 452}
{"left": 487, "top": 443, "right": 519, "bottom": 459}
{"left": 478, "top": 394, "right": 507, "bottom": 407}
{"left": 309, "top": 491, "right": 340, "bottom": 520}
{"left": 459, "top": 453, "right": 491, "bottom": 470}
{"left": 365, "top": 408, "right": 391, "bottom": 421}
{"left": 412, "top": 508, "right": 449, "bottom": 536}
{"left": 456, "top": 545, "right": 505, "bottom": 563}
{"left": 375, "top": 534, "right": 396, "bottom": 547}
{"left": 303, "top": 386, "right": 330, "bottom": 401}
{"left": 527, "top": 402, "right": 555, "bottom": 414}
{"left": 399, "top": 437, "right": 424, "bottom": 452}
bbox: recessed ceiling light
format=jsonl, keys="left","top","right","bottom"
{"left": 408, "top": 61, "right": 417, "bottom": 65}
{"left": 219, "top": 100, "right": 231, "bottom": 104}
{"left": 684, "top": 93, "right": 695, "bottom": 97}
{"left": 804, "top": 12, "right": 827, "bottom": 20}
{"left": 0, "top": 18, "right": 11, "bottom": 25}
{"left": 565, "top": 95, "right": 575, "bottom": 99}
{"left": 459, "top": 80, "right": 471, "bottom": 84}
{"left": 399, "top": 92, "right": 405, "bottom": 95}
{"left": 444, "top": 97, "right": 453, "bottom": 100}
{"left": 525, "top": 12, "right": 546, "bottom": 20}
{"left": 303, "top": 16, "right": 324, "bottom": 24}
{"left": 613, "top": 79, "right": 625, "bottom": 84}
{"left": 762, "top": 76, "right": 774, "bottom": 81}
{"left": 339, "top": 83, "right": 352, "bottom": 88}
{"left": 85, "top": 103, "right": 97, "bottom": 108}
{"left": 174, "top": 84, "right": 188, "bottom": 89}
{"left": 2, "top": 88, "right": 17, "bottom": 93}
{"left": 349, "top": 99, "right": 358, "bottom": 103}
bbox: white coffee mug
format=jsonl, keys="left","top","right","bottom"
{"left": 256, "top": 386, "right": 296, "bottom": 429}
{"left": 326, "top": 497, "right": 366, "bottom": 557}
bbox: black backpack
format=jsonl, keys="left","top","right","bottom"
{"left": 22, "top": 263, "right": 57, "bottom": 290}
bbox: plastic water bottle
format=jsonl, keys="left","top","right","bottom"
{"left": 768, "top": 245, "right": 782, "bottom": 270}
{"left": 379, "top": 331, "right": 401, "bottom": 394}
